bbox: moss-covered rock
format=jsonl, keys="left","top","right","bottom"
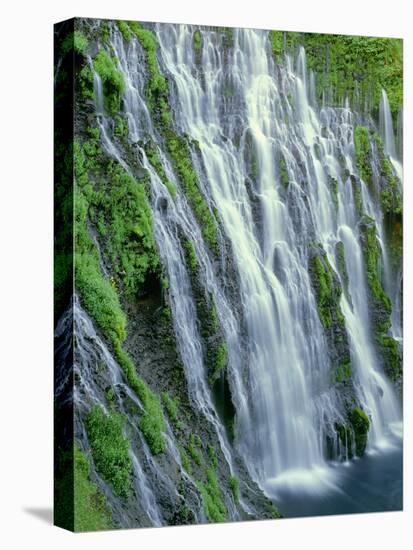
{"left": 348, "top": 407, "right": 370, "bottom": 456}
{"left": 354, "top": 126, "right": 373, "bottom": 189}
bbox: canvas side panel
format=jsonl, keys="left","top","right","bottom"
{"left": 54, "top": 18, "right": 75, "bottom": 532}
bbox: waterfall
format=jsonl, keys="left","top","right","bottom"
{"left": 63, "top": 20, "right": 403, "bottom": 528}
{"left": 379, "top": 89, "right": 403, "bottom": 180}
{"left": 153, "top": 25, "right": 402, "bottom": 490}
{"left": 379, "top": 89, "right": 396, "bottom": 159}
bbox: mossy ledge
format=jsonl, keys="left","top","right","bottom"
{"left": 358, "top": 215, "right": 402, "bottom": 384}
{"left": 308, "top": 248, "right": 353, "bottom": 388}
{"left": 74, "top": 136, "right": 167, "bottom": 455}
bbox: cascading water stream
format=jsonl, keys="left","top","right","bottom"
{"left": 154, "top": 25, "right": 402, "bottom": 491}
{"left": 68, "top": 21, "right": 403, "bottom": 525}
{"left": 379, "top": 89, "right": 403, "bottom": 181}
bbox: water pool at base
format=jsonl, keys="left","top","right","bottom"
{"left": 268, "top": 437, "right": 402, "bottom": 518}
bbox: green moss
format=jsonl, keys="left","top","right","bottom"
{"left": 100, "top": 21, "right": 110, "bottom": 45}
{"left": 183, "top": 238, "right": 198, "bottom": 273}
{"left": 207, "top": 445, "right": 218, "bottom": 469}
{"left": 179, "top": 445, "right": 192, "bottom": 474}
{"left": 86, "top": 406, "right": 132, "bottom": 498}
{"left": 77, "top": 137, "right": 160, "bottom": 299}
{"left": 229, "top": 476, "right": 240, "bottom": 504}
{"left": 335, "top": 241, "right": 349, "bottom": 293}
{"left": 74, "top": 182, "right": 127, "bottom": 343}
{"left": 310, "top": 255, "right": 343, "bottom": 330}
{"left": 78, "top": 64, "right": 94, "bottom": 100}
{"left": 349, "top": 407, "right": 370, "bottom": 456}
{"left": 333, "top": 361, "right": 352, "bottom": 384}
{"left": 334, "top": 422, "right": 354, "bottom": 459}
{"left": 129, "top": 22, "right": 171, "bottom": 127}
{"left": 350, "top": 175, "right": 364, "bottom": 217}
{"left": 359, "top": 217, "right": 391, "bottom": 318}
{"left": 373, "top": 133, "right": 402, "bottom": 216}
{"left": 62, "top": 30, "right": 88, "bottom": 55}
{"left": 164, "top": 129, "right": 218, "bottom": 249}
{"left": 279, "top": 34, "right": 403, "bottom": 117}
{"left": 193, "top": 30, "right": 202, "bottom": 52}
{"left": 74, "top": 446, "right": 113, "bottom": 532}
{"left": 296, "top": 34, "right": 402, "bottom": 117}
{"left": 196, "top": 467, "right": 227, "bottom": 523}
{"left": 354, "top": 126, "right": 373, "bottom": 189}
{"left": 375, "top": 333, "right": 402, "bottom": 382}
{"left": 114, "top": 344, "right": 166, "bottom": 455}
{"left": 279, "top": 155, "right": 289, "bottom": 187}
{"left": 143, "top": 140, "right": 176, "bottom": 199}
{"left": 129, "top": 28, "right": 218, "bottom": 249}
{"left": 268, "top": 504, "right": 282, "bottom": 519}
{"left": 117, "top": 21, "right": 132, "bottom": 42}
{"left": 209, "top": 341, "right": 228, "bottom": 384}
{"left": 187, "top": 434, "right": 203, "bottom": 466}
{"left": 105, "top": 387, "right": 115, "bottom": 403}
{"left": 93, "top": 50, "right": 125, "bottom": 114}
{"left": 75, "top": 140, "right": 166, "bottom": 455}
{"left": 269, "top": 30, "right": 283, "bottom": 59}
{"left": 114, "top": 115, "right": 129, "bottom": 139}
{"left": 162, "top": 392, "right": 179, "bottom": 422}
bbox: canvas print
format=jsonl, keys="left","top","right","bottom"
{"left": 54, "top": 18, "right": 403, "bottom": 531}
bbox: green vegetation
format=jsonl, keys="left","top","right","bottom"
{"left": 359, "top": 216, "right": 402, "bottom": 383}
{"left": 74, "top": 138, "right": 167, "bottom": 455}
{"left": 373, "top": 133, "right": 402, "bottom": 216}
{"left": 196, "top": 467, "right": 228, "bottom": 523}
{"left": 74, "top": 446, "right": 113, "bottom": 531}
{"left": 193, "top": 30, "right": 202, "bottom": 52}
{"left": 93, "top": 50, "right": 125, "bottom": 114}
{"left": 349, "top": 407, "right": 370, "bottom": 456}
{"left": 114, "top": 345, "right": 166, "bottom": 454}
{"left": 183, "top": 238, "right": 198, "bottom": 273}
{"left": 101, "top": 21, "right": 110, "bottom": 45}
{"left": 86, "top": 406, "right": 132, "bottom": 497}
{"left": 74, "top": 171, "right": 127, "bottom": 343}
{"left": 270, "top": 33, "right": 402, "bottom": 118}
{"left": 129, "top": 22, "right": 171, "bottom": 126}
{"left": 179, "top": 445, "right": 192, "bottom": 474}
{"left": 62, "top": 30, "right": 88, "bottom": 55}
{"left": 334, "top": 422, "right": 354, "bottom": 459}
{"left": 209, "top": 341, "right": 228, "bottom": 384}
{"left": 162, "top": 392, "right": 179, "bottom": 422}
{"left": 144, "top": 140, "right": 177, "bottom": 199}
{"left": 354, "top": 126, "right": 373, "bottom": 189}
{"left": 79, "top": 65, "right": 94, "bottom": 100}
{"left": 350, "top": 175, "right": 364, "bottom": 217}
{"left": 76, "top": 134, "right": 160, "bottom": 299}
{"left": 187, "top": 434, "right": 203, "bottom": 466}
{"left": 335, "top": 241, "right": 349, "bottom": 294}
{"left": 164, "top": 129, "right": 218, "bottom": 249}
{"left": 279, "top": 155, "right": 289, "bottom": 187}
{"left": 359, "top": 217, "right": 391, "bottom": 319}
{"left": 269, "top": 31, "right": 283, "bottom": 59}
{"left": 376, "top": 333, "right": 402, "bottom": 382}
{"left": 229, "top": 476, "right": 240, "bottom": 504}
{"left": 117, "top": 21, "right": 132, "bottom": 42}
{"left": 332, "top": 361, "right": 352, "bottom": 384}
{"left": 208, "top": 445, "right": 218, "bottom": 468}
{"left": 131, "top": 25, "right": 219, "bottom": 249}
{"left": 310, "top": 254, "right": 344, "bottom": 330}
{"left": 114, "top": 115, "right": 129, "bottom": 139}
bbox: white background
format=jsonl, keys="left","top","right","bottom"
{"left": 0, "top": 0, "right": 411, "bottom": 548}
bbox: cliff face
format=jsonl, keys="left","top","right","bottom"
{"left": 54, "top": 18, "right": 403, "bottom": 531}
